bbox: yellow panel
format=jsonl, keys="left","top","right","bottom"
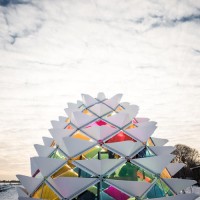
{"left": 147, "top": 138, "right": 154, "bottom": 146}
{"left": 32, "top": 183, "right": 59, "bottom": 200}
{"left": 83, "top": 109, "right": 93, "bottom": 116}
{"left": 58, "top": 169, "right": 78, "bottom": 177}
{"left": 125, "top": 124, "right": 136, "bottom": 129}
{"left": 51, "top": 164, "right": 71, "bottom": 178}
{"left": 72, "top": 131, "right": 91, "bottom": 141}
{"left": 161, "top": 168, "right": 171, "bottom": 178}
{"left": 67, "top": 155, "right": 86, "bottom": 168}
{"left": 115, "top": 106, "right": 124, "bottom": 112}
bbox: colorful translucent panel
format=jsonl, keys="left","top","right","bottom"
{"left": 104, "top": 186, "right": 130, "bottom": 200}
{"left": 84, "top": 146, "right": 102, "bottom": 159}
{"left": 71, "top": 131, "right": 91, "bottom": 141}
{"left": 146, "top": 179, "right": 173, "bottom": 199}
{"left": 50, "top": 149, "right": 66, "bottom": 160}
{"left": 106, "top": 131, "right": 136, "bottom": 143}
{"left": 161, "top": 168, "right": 171, "bottom": 179}
{"left": 107, "top": 162, "right": 154, "bottom": 182}
{"left": 32, "top": 183, "right": 59, "bottom": 200}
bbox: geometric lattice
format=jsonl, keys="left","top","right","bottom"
{"left": 17, "top": 93, "right": 199, "bottom": 200}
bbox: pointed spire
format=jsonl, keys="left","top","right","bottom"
{"left": 151, "top": 137, "right": 169, "bottom": 146}
{"left": 70, "top": 111, "right": 97, "bottom": 128}
{"left": 131, "top": 155, "right": 175, "bottom": 175}
{"left": 58, "top": 116, "right": 68, "bottom": 122}
{"left": 64, "top": 107, "right": 80, "bottom": 118}
{"left": 42, "top": 137, "right": 54, "bottom": 147}
{"left": 110, "top": 94, "right": 123, "bottom": 103}
{"left": 105, "top": 179, "right": 152, "bottom": 197}
{"left": 162, "top": 178, "right": 197, "bottom": 194}
{"left": 89, "top": 103, "right": 112, "bottom": 116}
{"left": 32, "top": 157, "right": 66, "bottom": 177}
{"left": 97, "top": 92, "right": 106, "bottom": 101}
{"left": 34, "top": 144, "right": 55, "bottom": 157}
{"left": 62, "top": 137, "right": 97, "bottom": 158}
{"left": 82, "top": 125, "right": 118, "bottom": 141}
{"left": 104, "top": 112, "right": 131, "bottom": 128}
{"left": 148, "top": 146, "right": 176, "bottom": 155}
{"left": 120, "top": 104, "right": 139, "bottom": 119}
{"left": 167, "top": 163, "right": 185, "bottom": 176}
{"left": 104, "top": 141, "right": 144, "bottom": 157}
{"left": 67, "top": 102, "right": 80, "bottom": 109}
{"left": 126, "top": 124, "right": 157, "bottom": 143}
{"left": 81, "top": 94, "right": 98, "bottom": 107}
{"left": 16, "top": 175, "right": 43, "bottom": 195}
{"left": 47, "top": 177, "right": 99, "bottom": 199}
{"left": 49, "top": 128, "right": 74, "bottom": 141}
{"left": 51, "top": 120, "right": 69, "bottom": 129}
{"left": 73, "top": 159, "right": 126, "bottom": 176}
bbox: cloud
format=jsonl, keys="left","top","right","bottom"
{"left": 0, "top": 0, "right": 200, "bottom": 179}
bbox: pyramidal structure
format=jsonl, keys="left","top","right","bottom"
{"left": 17, "top": 93, "right": 199, "bottom": 200}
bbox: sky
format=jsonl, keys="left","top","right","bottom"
{"left": 0, "top": 0, "right": 200, "bottom": 180}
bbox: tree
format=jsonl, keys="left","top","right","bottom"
{"left": 172, "top": 144, "right": 200, "bottom": 181}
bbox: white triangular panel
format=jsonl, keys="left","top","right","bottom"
{"left": 103, "top": 99, "right": 119, "bottom": 109}
{"left": 73, "top": 159, "right": 126, "bottom": 176}
{"left": 49, "top": 128, "right": 74, "bottom": 140}
{"left": 51, "top": 120, "right": 69, "bottom": 129}
{"left": 32, "top": 157, "right": 66, "bottom": 177}
{"left": 134, "top": 118, "right": 150, "bottom": 123}
{"left": 63, "top": 137, "right": 97, "bottom": 158}
{"left": 58, "top": 116, "right": 67, "bottom": 122}
{"left": 30, "top": 157, "right": 39, "bottom": 177}
{"left": 64, "top": 107, "right": 80, "bottom": 118}
{"left": 89, "top": 103, "right": 112, "bottom": 116}
{"left": 167, "top": 163, "right": 185, "bottom": 176}
{"left": 49, "top": 130, "right": 65, "bottom": 146}
{"left": 71, "top": 111, "right": 97, "bottom": 128}
{"left": 151, "top": 137, "right": 169, "bottom": 146}
{"left": 103, "top": 141, "right": 144, "bottom": 157}
{"left": 77, "top": 100, "right": 83, "bottom": 107}
{"left": 97, "top": 92, "right": 106, "bottom": 101}
{"left": 105, "top": 179, "right": 152, "bottom": 197}
{"left": 149, "top": 146, "right": 176, "bottom": 155}
{"left": 34, "top": 144, "right": 55, "bottom": 157}
{"left": 16, "top": 175, "right": 43, "bottom": 195}
{"left": 136, "top": 121, "right": 157, "bottom": 127}
{"left": 120, "top": 102, "right": 130, "bottom": 108}
{"left": 82, "top": 125, "right": 118, "bottom": 141}
{"left": 162, "top": 178, "right": 196, "bottom": 194}
{"left": 120, "top": 104, "right": 139, "bottom": 119}
{"left": 126, "top": 124, "right": 157, "bottom": 143}
{"left": 67, "top": 102, "right": 80, "bottom": 109}
{"left": 81, "top": 94, "right": 98, "bottom": 107}
{"left": 47, "top": 177, "right": 99, "bottom": 199}
{"left": 42, "top": 137, "right": 53, "bottom": 147}
{"left": 105, "top": 112, "right": 131, "bottom": 128}
{"left": 149, "top": 194, "right": 199, "bottom": 200}
{"left": 110, "top": 94, "right": 123, "bottom": 103}
{"left": 131, "top": 155, "right": 175, "bottom": 175}
{"left": 16, "top": 187, "right": 28, "bottom": 197}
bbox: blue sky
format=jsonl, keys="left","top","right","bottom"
{"left": 0, "top": 0, "right": 200, "bottom": 179}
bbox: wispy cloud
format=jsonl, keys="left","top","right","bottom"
{"left": 0, "top": 0, "right": 200, "bottom": 180}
